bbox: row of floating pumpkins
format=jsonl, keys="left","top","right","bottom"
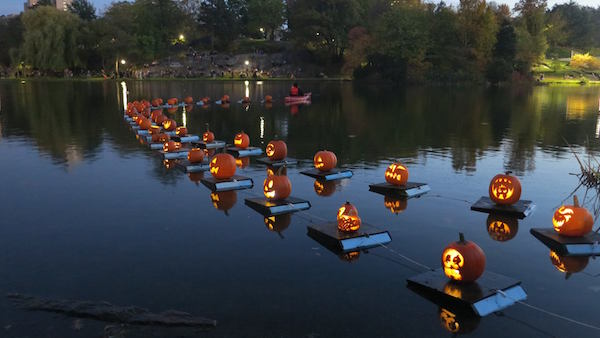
{"left": 151, "top": 94, "right": 273, "bottom": 107}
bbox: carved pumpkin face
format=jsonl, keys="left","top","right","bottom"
{"left": 263, "top": 175, "right": 292, "bottom": 200}
{"left": 209, "top": 153, "right": 236, "bottom": 179}
{"left": 155, "top": 114, "right": 167, "bottom": 125}
{"left": 549, "top": 250, "right": 589, "bottom": 275}
{"left": 167, "top": 97, "right": 178, "bottom": 106}
{"left": 553, "top": 195, "right": 594, "bottom": 237}
{"left": 236, "top": 157, "right": 250, "bottom": 169}
{"left": 148, "top": 125, "right": 161, "bottom": 135}
{"left": 163, "top": 140, "right": 182, "bottom": 153}
{"left": 441, "top": 233, "right": 486, "bottom": 282}
{"left": 210, "top": 191, "right": 237, "bottom": 214}
{"left": 150, "top": 110, "right": 162, "bottom": 122}
{"left": 384, "top": 196, "right": 408, "bottom": 214}
{"left": 264, "top": 214, "right": 291, "bottom": 234}
{"left": 176, "top": 127, "right": 187, "bottom": 137}
{"left": 162, "top": 119, "right": 177, "bottom": 131}
{"left": 187, "top": 148, "right": 204, "bottom": 164}
{"left": 385, "top": 163, "right": 409, "bottom": 186}
{"left": 139, "top": 118, "right": 152, "bottom": 130}
{"left": 234, "top": 132, "right": 250, "bottom": 149}
{"left": 488, "top": 172, "right": 521, "bottom": 205}
{"left": 266, "top": 140, "right": 287, "bottom": 160}
{"left": 337, "top": 201, "right": 361, "bottom": 232}
{"left": 314, "top": 150, "right": 337, "bottom": 172}
{"left": 156, "top": 133, "right": 170, "bottom": 143}
{"left": 183, "top": 96, "right": 194, "bottom": 104}
{"left": 486, "top": 214, "right": 519, "bottom": 242}
{"left": 203, "top": 131, "right": 215, "bottom": 143}
{"left": 313, "top": 180, "right": 337, "bottom": 197}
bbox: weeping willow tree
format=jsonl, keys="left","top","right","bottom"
{"left": 21, "top": 6, "right": 82, "bottom": 73}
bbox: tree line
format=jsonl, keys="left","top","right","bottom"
{"left": 0, "top": 0, "right": 598, "bottom": 83}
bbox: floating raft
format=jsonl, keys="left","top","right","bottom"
{"left": 369, "top": 182, "right": 430, "bottom": 198}
{"left": 197, "top": 140, "right": 226, "bottom": 150}
{"left": 407, "top": 269, "right": 527, "bottom": 317}
{"left": 300, "top": 168, "right": 353, "bottom": 181}
{"left": 245, "top": 197, "right": 311, "bottom": 216}
{"left": 470, "top": 197, "right": 535, "bottom": 219}
{"left": 159, "top": 150, "right": 189, "bottom": 160}
{"left": 227, "top": 146, "right": 263, "bottom": 157}
{"left": 175, "top": 159, "right": 210, "bottom": 173}
{"left": 307, "top": 222, "right": 391, "bottom": 253}
{"left": 255, "top": 157, "right": 298, "bottom": 167}
{"left": 172, "top": 135, "right": 201, "bottom": 143}
{"left": 200, "top": 175, "right": 253, "bottom": 191}
{"left": 530, "top": 228, "right": 600, "bottom": 256}
{"left": 137, "top": 129, "right": 151, "bottom": 136}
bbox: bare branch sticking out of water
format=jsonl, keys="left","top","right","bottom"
{"left": 7, "top": 293, "right": 217, "bottom": 328}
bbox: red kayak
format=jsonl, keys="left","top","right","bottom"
{"left": 284, "top": 92, "right": 312, "bottom": 104}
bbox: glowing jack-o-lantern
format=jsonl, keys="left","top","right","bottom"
{"left": 155, "top": 114, "right": 167, "bottom": 126}
{"left": 441, "top": 233, "right": 486, "bottom": 282}
{"left": 486, "top": 214, "right": 519, "bottom": 242}
{"left": 176, "top": 127, "right": 187, "bottom": 137}
{"left": 385, "top": 163, "right": 409, "bottom": 186}
{"left": 266, "top": 140, "right": 287, "bottom": 160}
{"left": 337, "top": 201, "right": 361, "bottom": 232}
{"left": 553, "top": 195, "right": 593, "bottom": 237}
{"left": 314, "top": 150, "right": 337, "bottom": 172}
{"left": 163, "top": 140, "right": 182, "bottom": 152}
{"left": 236, "top": 156, "right": 250, "bottom": 169}
{"left": 438, "top": 307, "right": 480, "bottom": 334}
{"left": 210, "top": 191, "right": 237, "bottom": 215}
{"left": 384, "top": 196, "right": 408, "bottom": 214}
{"left": 203, "top": 124, "right": 215, "bottom": 143}
{"left": 187, "top": 148, "right": 204, "bottom": 163}
{"left": 139, "top": 118, "right": 152, "bottom": 130}
{"left": 153, "top": 133, "right": 170, "bottom": 143}
{"left": 264, "top": 214, "right": 291, "bottom": 235}
{"left": 263, "top": 174, "right": 292, "bottom": 200}
{"left": 313, "top": 179, "right": 337, "bottom": 197}
{"left": 209, "top": 153, "right": 236, "bottom": 179}
{"left": 162, "top": 119, "right": 177, "bottom": 131}
{"left": 549, "top": 250, "right": 589, "bottom": 277}
{"left": 167, "top": 98, "right": 178, "bottom": 106}
{"left": 488, "top": 171, "right": 521, "bottom": 205}
{"left": 150, "top": 110, "right": 162, "bottom": 122}
{"left": 148, "top": 125, "right": 161, "bottom": 135}
{"left": 234, "top": 132, "right": 250, "bottom": 149}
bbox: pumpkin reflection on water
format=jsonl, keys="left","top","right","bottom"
{"left": 438, "top": 307, "right": 480, "bottom": 334}
{"left": 549, "top": 250, "right": 589, "bottom": 276}
{"left": 264, "top": 214, "right": 291, "bottom": 235}
{"left": 384, "top": 196, "right": 407, "bottom": 214}
{"left": 338, "top": 251, "right": 360, "bottom": 263}
{"left": 313, "top": 179, "right": 337, "bottom": 197}
{"left": 486, "top": 214, "right": 518, "bottom": 242}
{"left": 210, "top": 191, "right": 237, "bottom": 215}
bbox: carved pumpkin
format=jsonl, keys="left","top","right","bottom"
{"left": 163, "top": 140, "right": 182, "bottom": 152}
{"left": 384, "top": 196, "right": 408, "bottom": 214}
{"left": 488, "top": 171, "right": 521, "bottom": 205}
{"left": 438, "top": 307, "right": 480, "bottom": 334}
{"left": 155, "top": 114, "right": 167, "bottom": 125}
{"left": 183, "top": 96, "right": 194, "bottom": 104}
{"left": 176, "top": 127, "right": 187, "bottom": 137}
{"left": 210, "top": 191, "right": 237, "bottom": 214}
{"left": 151, "top": 98, "right": 162, "bottom": 107}
{"left": 203, "top": 123, "right": 215, "bottom": 143}
{"left": 236, "top": 157, "right": 250, "bottom": 169}
{"left": 148, "top": 125, "right": 161, "bottom": 135}
{"left": 187, "top": 148, "right": 204, "bottom": 163}
{"left": 313, "top": 179, "right": 337, "bottom": 197}
{"left": 486, "top": 214, "right": 519, "bottom": 242}
{"left": 139, "top": 118, "right": 152, "bottom": 130}
{"left": 209, "top": 153, "right": 236, "bottom": 179}
{"left": 264, "top": 214, "right": 291, "bottom": 234}
{"left": 156, "top": 133, "right": 170, "bottom": 143}
{"left": 150, "top": 110, "right": 162, "bottom": 122}
{"left": 265, "top": 95, "right": 273, "bottom": 103}
{"left": 549, "top": 250, "right": 589, "bottom": 276}
{"left": 167, "top": 98, "right": 178, "bottom": 106}
{"left": 162, "top": 119, "right": 177, "bottom": 131}
{"left": 266, "top": 140, "right": 287, "bottom": 160}
{"left": 234, "top": 132, "right": 250, "bottom": 149}
{"left": 553, "top": 195, "right": 594, "bottom": 237}
{"left": 385, "top": 163, "right": 409, "bottom": 186}
{"left": 221, "top": 95, "right": 230, "bottom": 103}
{"left": 337, "top": 201, "right": 361, "bottom": 232}
{"left": 314, "top": 150, "right": 337, "bottom": 172}
{"left": 441, "top": 233, "right": 485, "bottom": 282}
{"left": 263, "top": 175, "right": 292, "bottom": 200}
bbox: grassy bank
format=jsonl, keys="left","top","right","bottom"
{"left": 533, "top": 59, "right": 600, "bottom": 86}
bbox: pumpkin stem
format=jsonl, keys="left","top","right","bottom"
{"left": 459, "top": 232, "right": 465, "bottom": 243}
{"left": 573, "top": 195, "right": 580, "bottom": 207}
{"left": 505, "top": 170, "right": 513, "bottom": 175}
{"left": 205, "top": 123, "right": 210, "bottom": 131}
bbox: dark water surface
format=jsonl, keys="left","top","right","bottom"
{"left": 1, "top": 80, "right": 600, "bottom": 337}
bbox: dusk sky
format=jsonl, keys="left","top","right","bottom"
{"left": 0, "top": 0, "right": 598, "bottom": 16}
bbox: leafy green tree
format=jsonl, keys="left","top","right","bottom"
{"left": 21, "top": 6, "right": 82, "bottom": 73}
{"left": 94, "top": 2, "right": 137, "bottom": 71}
{"left": 32, "top": 0, "right": 54, "bottom": 8}
{"left": 513, "top": 0, "right": 547, "bottom": 70}
{"left": 68, "top": 0, "right": 97, "bottom": 21}
{"left": 457, "top": 0, "right": 498, "bottom": 71}
{"left": 198, "top": 0, "right": 246, "bottom": 50}
{"left": 487, "top": 20, "right": 517, "bottom": 84}
{"left": 427, "top": 2, "right": 463, "bottom": 81}
{"left": 0, "top": 15, "right": 24, "bottom": 67}
{"left": 247, "top": 0, "right": 285, "bottom": 40}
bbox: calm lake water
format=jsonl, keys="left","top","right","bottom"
{"left": 1, "top": 80, "right": 600, "bottom": 337}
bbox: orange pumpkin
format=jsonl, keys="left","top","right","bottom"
{"left": 385, "top": 162, "right": 409, "bottom": 186}
{"left": 156, "top": 133, "right": 170, "bottom": 143}
{"left": 234, "top": 131, "right": 250, "bottom": 149}
{"left": 263, "top": 175, "right": 292, "bottom": 200}
{"left": 162, "top": 119, "right": 177, "bottom": 131}
{"left": 139, "top": 118, "right": 152, "bottom": 130}
{"left": 337, "top": 201, "right": 361, "bottom": 232}
{"left": 553, "top": 195, "right": 594, "bottom": 237}
{"left": 155, "top": 114, "right": 167, "bottom": 125}
{"left": 314, "top": 150, "right": 337, "bottom": 172}
{"left": 441, "top": 233, "right": 486, "bottom": 282}
{"left": 209, "top": 153, "right": 236, "bottom": 179}
{"left": 221, "top": 94, "right": 230, "bottom": 103}
{"left": 489, "top": 171, "right": 522, "bottom": 205}
{"left": 150, "top": 110, "right": 162, "bottom": 122}
{"left": 163, "top": 140, "right": 182, "bottom": 152}
{"left": 203, "top": 123, "right": 215, "bottom": 143}
{"left": 486, "top": 214, "right": 519, "bottom": 242}
{"left": 187, "top": 148, "right": 204, "bottom": 163}
{"left": 183, "top": 96, "right": 194, "bottom": 104}
{"left": 167, "top": 97, "right": 178, "bottom": 105}
{"left": 210, "top": 191, "right": 237, "bottom": 214}
{"left": 265, "top": 95, "right": 273, "bottom": 103}
{"left": 151, "top": 98, "right": 162, "bottom": 107}
{"left": 176, "top": 127, "right": 188, "bottom": 137}
{"left": 202, "top": 97, "right": 210, "bottom": 104}
{"left": 266, "top": 140, "right": 287, "bottom": 160}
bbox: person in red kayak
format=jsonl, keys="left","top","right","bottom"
{"left": 289, "top": 82, "right": 304, "bottom": 97}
